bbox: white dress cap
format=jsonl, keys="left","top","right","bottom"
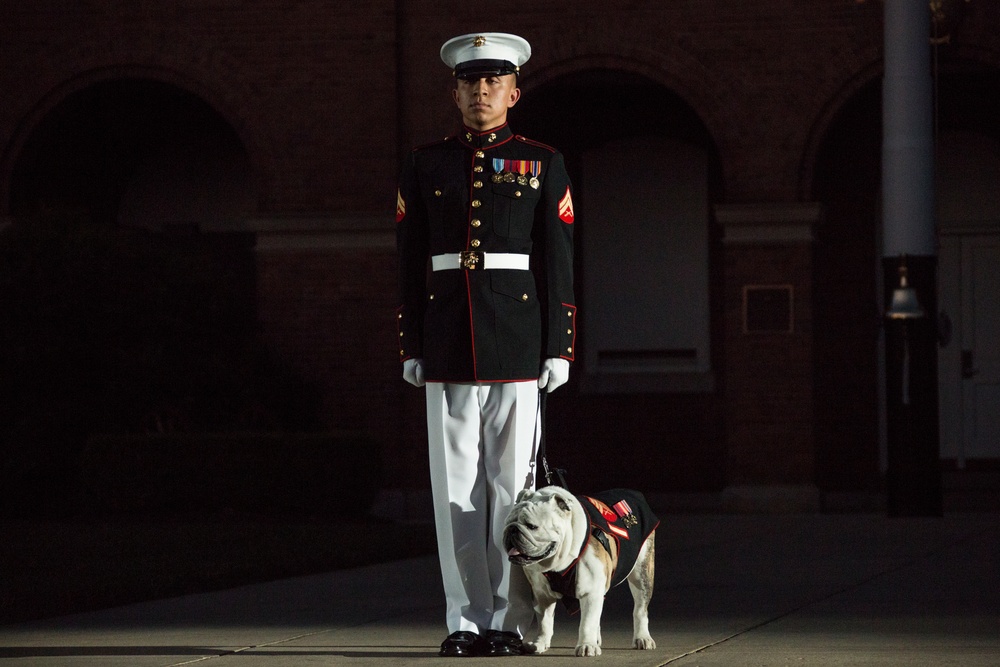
{"left": 440, "top": 32, "right": 531, "bottom": 79}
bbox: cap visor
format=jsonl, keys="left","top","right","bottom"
{"left": 454, "top": 59, "right": 518, "bottom": 79}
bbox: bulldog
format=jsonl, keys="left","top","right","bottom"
{"left": 503, "top": 485, "right": 658, "bottom": 657}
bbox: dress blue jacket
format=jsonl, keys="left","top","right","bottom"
{"left": 395, "top": 123, "right": 576, "bottom": 382}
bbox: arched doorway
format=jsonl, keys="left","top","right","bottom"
{"left": 811, "top": 61, "right": 1000, "bottom": 502}
{"left": 0, "top": 79, "right": 316, "bottom": 515}
{"left": 8, "top": 78, "right": 253, "bottom": 229}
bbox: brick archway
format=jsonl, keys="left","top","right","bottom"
{"left": 1, "top": 66, "right": 263, "bottom": 219}
{"left": 6, "top": 75, "right": 254, "bottom": 230}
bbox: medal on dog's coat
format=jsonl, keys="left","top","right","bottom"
{"left": 503, "top": 485, "right": 657, "bottom": 657}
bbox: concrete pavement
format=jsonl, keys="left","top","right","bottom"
{"left": 1, "top": 513, "right": 997, "bottom": 666}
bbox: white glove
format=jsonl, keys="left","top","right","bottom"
{"left": 538, "top": 358, "right": 570, "bottom": 393}
{"left": 403, "top": 358, "right": 425, "bottom": 387}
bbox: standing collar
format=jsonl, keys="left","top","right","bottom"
{"left": 457, "top": 123, "right": 514, "bottom": 149}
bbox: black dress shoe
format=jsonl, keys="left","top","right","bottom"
{"left": 482, "top": 630, "right": 523, "bottom": 657}
{"left": 439, "top": 631, "right": 480, "bottom": 657}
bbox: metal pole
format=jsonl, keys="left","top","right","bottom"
{"left": 881, "top": 0, "right": 942, "bottom": 516}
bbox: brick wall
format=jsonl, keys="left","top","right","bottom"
{"left": 255, "top": 240, "right": 429, "bottom": 490}
{"left": 724, "top": 244, "right": 815, "bottom": 485}
{"left": 0, "top": 1, "right": 399, "bottom": 213}
{"left": 717, "top": 204, "right": 820, "bottom": 497}
{"left": 3, "top": 1, "right": 1000, "bottom": 499}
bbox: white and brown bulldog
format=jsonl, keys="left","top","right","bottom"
{"left": 503, "top": 485, "right": 658, "bottom": 657}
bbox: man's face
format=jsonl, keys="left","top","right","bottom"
{"left": 452, "top": 74, "right": 521, "bottom": 131}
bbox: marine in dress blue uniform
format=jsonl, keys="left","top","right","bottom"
{"left": 395, "top": 32, "right": 577, "bottom": 657}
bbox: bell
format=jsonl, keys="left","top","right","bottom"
{"left": 886, "top": 263, "right": 925, "bottom": 320}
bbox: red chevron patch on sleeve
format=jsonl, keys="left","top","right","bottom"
{"left": 606, "top": 522, "right": 630, "bottom": 540}
{"left": 395, "top": 188, "right": 406, "bottom": 223}
{"left": 586, "top": 496, "right": 617, "bottom": 523}
{"left": 558, "top": 186, "right": 574, "bottom": 224}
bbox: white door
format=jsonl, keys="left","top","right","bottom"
{"left": 939, "top": 234, "right": 1000, "bottom": 465}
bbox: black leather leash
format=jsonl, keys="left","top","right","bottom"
{"left": 538, "top": 389, "right": 568, "bottom": 489}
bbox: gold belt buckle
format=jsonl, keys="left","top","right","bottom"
{"left": 460, "top": 250, "right": 480, "bottom": 270}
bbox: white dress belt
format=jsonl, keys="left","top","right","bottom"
{"left": 431, "top": 252, "right": 530, "bottom": 271}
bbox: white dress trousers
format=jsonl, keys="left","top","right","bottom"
{"left": 425, "top": 380, "right": 540, "bottom": 636}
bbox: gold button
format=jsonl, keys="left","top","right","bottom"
{"left": 473, "top": 180, "right": 483, "bottom": 188}
{"left": 398, "top": 313, "right": 402, "bottom": 319}
{"left": 567, "top": 329, "right": 572, "bottom": 334}
{"left": 474, "top": 165, "right": 483, "bottom": 173}
{"left": 471, "top": 239, "right": 481, "bottom": 248}
{"left": 466, "top": 132, "right": 473, "bottom": 141}
{"left": 435, "top": 190, "right": 442, "bottom": 197}
{"left": 399, "top": 350, "right": 405, "bottom": 356}
{"left": 429, "top": 294, "right": 435, "bottom": 300}
{"left": 515, "top": 191, "right": 522, "bottom": 198}
{"left": 475, "top": 150, "right": 485, "bottom": 158}
{"left": 567, "top": 347, "right": 573, "bottom": 353}
{"left": 471, "top": 219, "right": 481, "bottom": 227}
{"left": 399, "top": 331, "right": 404, "bottom": 337}
{"left": 567, "top": 311, "right": 573, "bottom": 316}
{"left": 471, "top": 200, "right": 481, "bottom": 208}
{"left": 522, "top": 294, "right": 529, "bottom": 301}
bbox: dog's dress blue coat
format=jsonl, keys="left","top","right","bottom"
{"left": 542, "top": 489, "right": 658, "bottom": 614}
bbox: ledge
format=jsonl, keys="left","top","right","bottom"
{"left": 580, "top": 370, "right": 715, "bottom": 394}
{"left": 202, "top": 214, "right": 395, "bottom": 251}
{"left": 716, "top": 202, "right": 823, "bottom": 245}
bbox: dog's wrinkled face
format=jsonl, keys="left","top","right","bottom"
{"left": 503, "top": 488, "right": 575, "bottom": 567}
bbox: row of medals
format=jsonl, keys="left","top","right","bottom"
{"left": 492, "top": 172, "right": 540, "bottom": 189}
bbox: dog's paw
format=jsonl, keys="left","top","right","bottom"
{"left": 524, "top": 638, "right": 549, "bottom": 654}
{"left": 632, "top": 635, "right": 656, "bottom": 650}
{"left": 575, "top": 643, "right": 602, "bottom": 657}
